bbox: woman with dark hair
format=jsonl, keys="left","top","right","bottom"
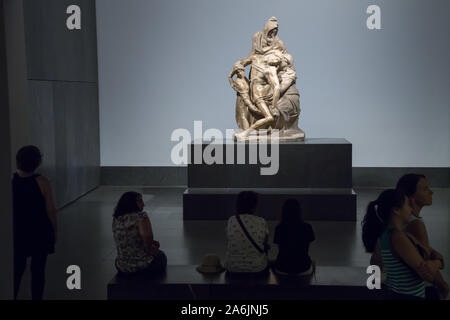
{"left": 13, "top": 146, "right": 57, "bottom": 300}
{"left": 396, "top": 174, "right": 443, "bottom": 264}
{"left": 362, "top": 189, "right": 448, "bottom": 299}
{"left": 224, "top": 191, "right": 270, "bottom": 275}
{"left": 112, "top": 192, "right": 166, "bottom": 276}
{"left": 273, "top": 199, "right": 315, "bottom": 276}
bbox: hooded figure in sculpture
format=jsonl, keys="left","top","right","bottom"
{"left": 251, "top": 17, "right": 286, "bottom": 55}
{"left": 230, "top": 17, "right": 305, "bottom": 140}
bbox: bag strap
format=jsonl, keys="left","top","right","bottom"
{"left": 235, "top": 214, "right": 264, "bottom": 254}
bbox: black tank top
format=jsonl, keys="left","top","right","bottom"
{"left": 12, "top": 173, "right": 55, "bottom": 255}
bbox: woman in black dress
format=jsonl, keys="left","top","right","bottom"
{"left": 13, "top": 146, "right": 57, "bottom": 300}
{"left": 273, "top": 199, "right": 315, "bottom": 275}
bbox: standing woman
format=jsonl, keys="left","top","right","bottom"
{"left": 362, "top": 189, "right": 448, "bottom": 299}
{"left": 396, "top": 174, "right": 444, "bottom": 265}
{"left": 13, "top": 146, "right": 57, "bottom": 300}
{"left": 113, "top": 192, "right": 167, "bottom": 276}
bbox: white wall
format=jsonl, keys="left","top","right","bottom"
{"left": 96, "top": 0, "right": 450, "bottom": 167}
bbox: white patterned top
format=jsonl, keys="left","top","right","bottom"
{"left": 225, "top": 214, "right": 269, "bottom": 273}
{"left": 113, "top": 211, "right": 154, "bottom": 273}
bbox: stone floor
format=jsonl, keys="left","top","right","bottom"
{"left": 15, "top": 186, "right": 450, "bottom": 300}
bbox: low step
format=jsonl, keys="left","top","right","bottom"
{"left": 183, "top": 188, "right": 356, "bottom": 221}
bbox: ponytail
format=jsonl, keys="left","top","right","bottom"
{"left": 361, "top": 189, "right": 406, "bottom": 253}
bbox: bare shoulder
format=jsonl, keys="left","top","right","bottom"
{"left": 138, "top": 216, "right": 152, "bottom": 234}
{"left": 35, "top": 175, "right": 52, "bottom": 194}
{"left": 139, "top": 216, "right": 150, "bottom": 224}
{"left": 407, "top": 219, "right": 426, "bottom": 231}
{"left": 140, "top": 214, "right": 150, "bottom": 224}
{"left": 36, "top": 175, "right": 50, "bottom": 184}
{"left": 406, "top": 219, "right": 428, "bottom": 241}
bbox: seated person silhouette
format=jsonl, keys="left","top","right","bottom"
{"left": 224, "top": 191, "right": 270, "bottom": 276}
{"left": 112, "top": 192, "right": 167, "bottom": 276}
{"left": 273, "top": 199, "right": 315, "bottom": 276}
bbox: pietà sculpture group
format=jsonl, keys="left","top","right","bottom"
{"left": 229, "top": 17, "right": 305, "bottom": 141}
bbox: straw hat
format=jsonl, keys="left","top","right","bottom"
{"left": 196, "top": 255, "right": 225, "bottom": 274}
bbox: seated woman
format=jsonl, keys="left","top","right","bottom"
{"left": 224, "top": 191, "right": 270, "bottom": 275}
{"left": 362, "top": 189, "right": 448, "bottom": 300}
{"left": 112, "top": 192, "right": 166, "bottom": 276}
{"left": 273, "top": 199, "right": 315, "bottom": 276}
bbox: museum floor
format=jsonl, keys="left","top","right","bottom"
{"left": 15, "top": 186, "right": 450, "bottom": 300}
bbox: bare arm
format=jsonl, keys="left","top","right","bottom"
{"left": 228, "top": 74, "right": 236, "bottom": 89}
{"left": 407, "top": 220, "right": 444, "bottom": 268}
{"left": 138, "top": 216, "right": 156, "bottom": 256}
{"left": 406, "top": 219, "right": 430, "bottom": 249}
{"left": 36, "top": 176, "right": 57, "bottom": 241}
{"left": 230, "top": 57, "right": 253, "bottom": 78}
{"left": 391, "top": 231, "right": 442, "bottom": 283}
{"left": 430, "top": 249, "right": 445, "bottom": 269}
{"left": 239, "top": 56, "right": 253, "bottom": 68}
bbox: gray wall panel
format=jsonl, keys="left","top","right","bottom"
{"left": 53, "top": 82, "right": 100, "bottom": 207}
{"left": 14, "top": 81, "right": 100, "bottom": 209}
{"left": 0, "top": 0, "right": 13, "bottom": 299}
{"left": 23, "top": 0, "right": 98, "bottom": 82}
{"left": 53, "top": 88, "right": 69, "bottom": 207}
{"left": 5, "top": 0, "right": 100, "bottom": 209}
{"left": 27, "top": 81, "right": 57, "bottom": 183}
{"left": 4, "top": 0, "right": 30, "bottom": 167}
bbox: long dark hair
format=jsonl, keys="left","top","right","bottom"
{"left": 113, "top": 192, "right": 141, "bottom": 218}
{"left": 361, "top": 189, "right": 406, "bottom": 253}
{"left": 279, "top": 199, "right": 303, "bottom": 227}
{"left": 396, "top": 173, "right": 426, "bottom": 197}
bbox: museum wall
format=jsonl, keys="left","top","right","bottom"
{"left": 0, "top": 0, "right": 13, "bottom": 299}
{"left": 96, "top": 0, "right": 450, "bottom": 169}
{"left": 4, "top": 0, "right": 100, "bottom": 208}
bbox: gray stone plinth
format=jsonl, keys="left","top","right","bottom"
{"left": 183, "top": 188, "right": 356, "bottom": 221}
{"left": 188, "top": 138, "right": 352, "bottom": 188}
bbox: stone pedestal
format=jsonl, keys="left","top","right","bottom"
{"left": 183, "top": 138, "right": 356, "bottom": 221}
